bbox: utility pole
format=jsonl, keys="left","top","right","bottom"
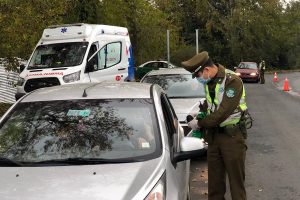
{"left": 196, "top": 29, "right": 199, "bottom": 54}
{"left": 167, "top": 30, "right": 170, "bottom": 65}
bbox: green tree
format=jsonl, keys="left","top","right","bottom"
{"left": 98, "top": 0, "right": 183, "bottom": 65}
{"left": 0, "top": 0, "right": 70, "bottom": 70}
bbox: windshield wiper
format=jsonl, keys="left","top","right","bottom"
{"left": 34, "top": 157, "right": 138, "bottom": 165}
{"left": 0, "top": 157, "right": 23, "bottom": 166}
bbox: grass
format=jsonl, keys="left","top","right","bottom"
{"left": 0, "top": 103, "right": 12, "bottom": 118}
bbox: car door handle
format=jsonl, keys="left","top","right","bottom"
{"left": 118, "top": 68, "right": 126, "bottom": 71}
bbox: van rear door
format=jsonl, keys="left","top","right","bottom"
{"left": 85, "top": 39, "right": 128, "bottom": 82}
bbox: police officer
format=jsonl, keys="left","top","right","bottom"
{"left": 182, "top": 51, "right": 248, "bottom": 200}
{"left": 259, "top": 60, "right": 266, "bottom": 84}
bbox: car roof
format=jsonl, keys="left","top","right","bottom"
{"left": 144, "top": 68, "right": 190, "bottom": 76}
{"left": 21, "top": 82, "right": 154, "bottom": 102}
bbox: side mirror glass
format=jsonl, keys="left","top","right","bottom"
{"left": 173, "top": 137, "right": 207, "bottom": 163}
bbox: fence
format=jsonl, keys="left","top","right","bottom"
{"left": 0, "top": 64, "right": 19, "bottom": 103}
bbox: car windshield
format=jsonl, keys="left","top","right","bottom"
{"left": 0, "top": 99, "right": 160, "bottom": 166}
{"left": 142, "top": 74, "right": 205, "bottom": 98}
{"left": 28, "top": 42, "right": 88, "bottom": 69}
{"left": 238, "top": 63, "right": 257, "bottom": 69}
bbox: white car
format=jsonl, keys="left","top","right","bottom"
{"left": 141, "top": 68, "right": 206, "bottom": 135}
{"left": 135, "top": 60, "right": 177, "bottom": 80}
{"left": 0, "top": 82, "right": 205, "bottom": 200}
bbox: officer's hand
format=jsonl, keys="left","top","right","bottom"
{"left": 188, "top": 118, "right": 199, "bottom": 130}
{"left": 186, "top": 111, "right": 198, "bottom": 122}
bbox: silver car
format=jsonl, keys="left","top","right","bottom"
{"left": 141, "top": 68, "right": 206, "bottom": 135}
{"left": 0, "top": 82, "right": 205, "bottom": 200}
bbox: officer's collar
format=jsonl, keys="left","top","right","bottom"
{"left": 210, "top": 64, "right": 225, "bottom": 83}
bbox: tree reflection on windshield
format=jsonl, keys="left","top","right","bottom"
{"left": 0, "top": 99, "right": 160, "bottom": 164}
{"left": 143, "top": 74, "right": 205, "bottom": 98}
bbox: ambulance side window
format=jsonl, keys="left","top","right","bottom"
{"left": 86, "top": 43, "right": 99, "bottom": 72}
{"left": 98, "top": 42, "right": 122, "bottom": 70}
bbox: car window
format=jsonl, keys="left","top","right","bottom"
{"left": 0, "top": 99, "right": 161, "bottom": 165}
{"left": 143, "top": 74, "right": 205, "bottom": 98}
{"left": 238, "top": 63, "right": 257, "bottom": 69}
{"left": 144, "top": 62, "right": 159, "bottom": 70}
{"left": 161, "top": 94, "right": 178, "bottom": 151}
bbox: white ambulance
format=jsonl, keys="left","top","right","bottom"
{"left": 15, "top": 23, "right": 135, "bottom": 100}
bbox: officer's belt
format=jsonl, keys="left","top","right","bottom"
{"left": 218, "top": 123, "right": 240, "bottom": 134}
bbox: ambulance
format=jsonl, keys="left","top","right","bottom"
{"left": 15, "top": 23, "right": 135, "bottom": 100}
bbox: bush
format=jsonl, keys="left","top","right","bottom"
{"left": 0, "top": 103, "right": 12, "bottom": 118}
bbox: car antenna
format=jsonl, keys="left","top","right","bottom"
{"left": 82, "top": 82, "right": 102, "bottom": 97}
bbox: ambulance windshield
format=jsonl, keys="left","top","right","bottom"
{"left": 28, "top": 42, "right": 88, "bottom": 69}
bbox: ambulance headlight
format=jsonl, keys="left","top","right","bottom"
{"left": 17, "top": 77, "right": 25, "bottom": 86}
{"left": 63, "top": 71, "right": 81, "bottom": 83}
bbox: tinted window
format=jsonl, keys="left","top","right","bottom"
{"left": 0, "top": 99, "right": 160, "bottom": 165}
{"left": 28, "top": 42, "right": 88, "bottom": 69}
{"left": 143, "top": 74, "right": 205, "bottom": 98}
{"left": 144, "top": 62, "right": 160, "bottom": 70}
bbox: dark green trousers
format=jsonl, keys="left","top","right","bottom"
{"left": 207, "top": 131, "right": 247, "bottom": 200}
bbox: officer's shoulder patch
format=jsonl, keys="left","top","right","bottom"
{"left": 226, "top": 88, "right": 236, "bottom": 98}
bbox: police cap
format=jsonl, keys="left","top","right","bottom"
{"left": 181, "top": 51, "right": 211, "bottom": 77}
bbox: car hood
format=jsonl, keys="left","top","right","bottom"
{"left": 235, "top": 68, "right": 258, "bottom": 73}
{"left": 0, "top": 158, "right": 161, "bottom": 200}
{"left": 169, "top": 98, "right": 203, "bottom": 122}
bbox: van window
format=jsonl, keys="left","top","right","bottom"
{"left": 98, "top": 42, "right": 122, "bottom": 70}
{"left": 87, "top": 43, "right": 99, "bottom": 71}
{"left": 28, "top": 42, "right": 88, "bottom": 69}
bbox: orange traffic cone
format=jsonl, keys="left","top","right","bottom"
{"left": 273, "top": 72, "right": 278, "bottom": 82}
{"left": 283, "top": 77, "right": 289, "bottom": 91}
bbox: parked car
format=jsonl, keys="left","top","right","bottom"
{"left": 235, "top": 62, "right": 260, "bottom": 83}
{"left": 135, "top": 60, "right": 177, "bottom": 80}
{"left": 141, "top": 68, "right": 206, "bottom": 136}
{"left": 0, "top": 82, "right": 205, "bottom": 200}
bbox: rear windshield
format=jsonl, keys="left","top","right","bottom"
{"left": 0, "top": 99, "right": 161, "bottom": 166}
{"left": 28, "top": 42, "right": 88, "bottom": 69}
{"left": 142, "top": 74, "right": 205, "bottom": 98}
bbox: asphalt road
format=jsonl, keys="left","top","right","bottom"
{"left": 190, "top": 72, "right": 300, "bottom": 200}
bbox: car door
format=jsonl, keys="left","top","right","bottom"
{"left": 161, "top": 94, "right": 189, "bottom": 199}
{"left": 85, "top": 39, "right": 128, "bottom": 82}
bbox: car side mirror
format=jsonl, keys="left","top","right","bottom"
{"left": 173, "top": 137, "right": 207, "bottom": 163}
{"left": 19, "top": 64, "right": 26, "bottom": 73}
{"left": 234, "top": 66, "right": 237, "bottom": 70}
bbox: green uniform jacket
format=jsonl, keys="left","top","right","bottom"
{"left": 198, "top": 64, "right": 243, "bottom": 128}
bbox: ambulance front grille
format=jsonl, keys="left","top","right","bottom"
{"left": 24, "top": 78, "right": 60, "bottom": 93}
